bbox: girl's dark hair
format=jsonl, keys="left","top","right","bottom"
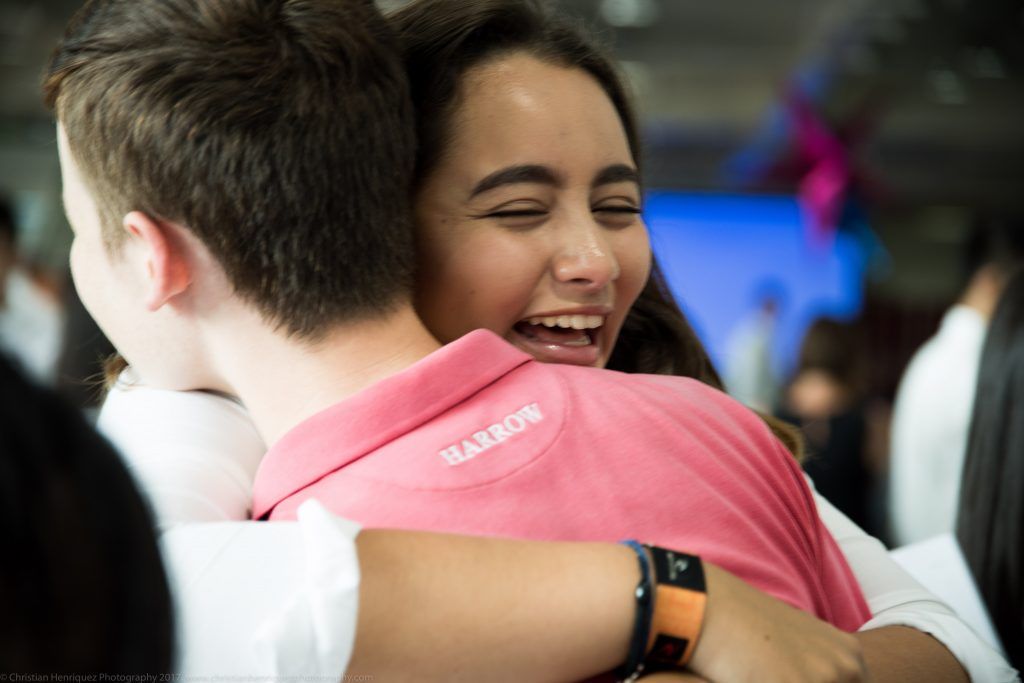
{"left": 0, "top": 353, "right": 174, "bottom": 672}
{"left": 956, "top": 269, "right": 1024, "bottom": 670}
{"left": 608, "top": 259, "right": 722, "bottom": 384}
{"left": 390, "top": 0, "right": 639, "bottom": 186}
{"left": 391, "top": 0, "right": 803, "bottom": 458}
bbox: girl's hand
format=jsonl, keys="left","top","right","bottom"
{"left": 689, "top": 563, "right": 872, "bottom": 683}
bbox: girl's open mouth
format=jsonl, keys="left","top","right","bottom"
{"left": 509, "top": 314, "right": 605, "bottom": 366}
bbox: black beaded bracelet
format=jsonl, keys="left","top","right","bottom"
{"left": 617, "top": 542, "right": 708, "bottom": 681}
{"left": 618, "top": 540, "right": 654, "bottom": 682}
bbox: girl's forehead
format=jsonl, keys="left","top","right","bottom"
{"left": 448, "top": 56, "right": 633, "bottom": 161}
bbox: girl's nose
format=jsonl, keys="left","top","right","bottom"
{"left": 552, "top": 226, "right": 619, "bottom": 292}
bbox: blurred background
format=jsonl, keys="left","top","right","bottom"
{"left": 1, "top": 0, "right": 1022, "bottom": 545}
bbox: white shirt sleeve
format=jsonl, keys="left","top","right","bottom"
{"left": 163, "top": 500, "right": 361, "bottom": 678}
{"left": 97, "top": 381, "right": 266, "bottom": 531}
{"left": 815, "top": 487, "right": 1018, "bottom": 682}
{"left": 890, "top": 534, "right": 1006, "bottom": 656}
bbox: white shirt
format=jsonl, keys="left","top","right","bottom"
{"left": 163, "top": 501, "right": 361, "bottom": 678}
{"left": 0, "top": 267, "right": 63, "bottom": 384}
{"left": 890, "top": 305, "right": 987, "bottom": 545}
{"left": 99, "top": 382, "right": 1017, "bottom": 682}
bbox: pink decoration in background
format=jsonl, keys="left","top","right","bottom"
{"left": 788, "top": 91, "right": 852, "bottom": 248}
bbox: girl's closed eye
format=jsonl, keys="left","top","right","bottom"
{"left": 487, "top": 208, "right": 548, "bottom": 218}
{"left": 593, "top": 202, "right": 642, "bottom": 227}
{"left": 470, "top": 200, "right": 550, "bottom": 227}
{"left": 593, "top": 205, "right": 641, "bottom": 214}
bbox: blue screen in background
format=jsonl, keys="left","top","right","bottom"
{"left": 644, "top": 191, "right": 867, "bottom": 380}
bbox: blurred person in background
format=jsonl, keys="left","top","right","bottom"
{"left": 724, "top": 279, "right": 785, "bottom": 412}
{"left": 0, "top": 194, "right": 64, "bottom": 384}
{"left": 0, "top": 351, "right": 174, "bottom": 673}
{"left": 893, "top": 269, "right": 1024, "bottom": 673}
{"left": 779, "top": 318, "right": 882, "bottom": 539}
{"left": 890, "top": 217, "right": 1024, "bottom": 545}
{"left": 956, "top": 268, "right": 1024, "bottom": 671}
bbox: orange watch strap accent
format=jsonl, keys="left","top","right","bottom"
{"left": 645, "top": 583, "right": 707, "bottom": 667}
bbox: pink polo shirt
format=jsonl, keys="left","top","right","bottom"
{"left": 253, "top": 330, "right": 869, "bottom": 630}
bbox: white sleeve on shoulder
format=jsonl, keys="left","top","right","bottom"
{"left": 814, "top": 485, "right": 1018, "bottom": 682}
{"left": 97, "top": 381, "right": 266, "bottom": 531}
{"left": 163, "top": 500, "right": 361, "bottom": 678}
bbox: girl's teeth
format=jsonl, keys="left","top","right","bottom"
{"left": 564, "top": 333, "right": 592, "bottom": 347}
{"left": 526, "top": 315, "right": 604, "bottom": 330}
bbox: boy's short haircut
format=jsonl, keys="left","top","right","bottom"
{"left": 44, "top": 0, "right": 417, "bottom": 339}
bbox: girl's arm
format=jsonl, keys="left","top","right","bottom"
{"left": 348, "top": 527, "right": 636, "bottom": 680}
{"left": 166, "top": 502, "right": 867, "bottom": 683}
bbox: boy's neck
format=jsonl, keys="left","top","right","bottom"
{"left": 213, "top": 303, "right": 442, "bottom": 446}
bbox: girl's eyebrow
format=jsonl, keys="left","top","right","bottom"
{"left": 469, "top": 164, "right": 563, "bottom": 198}
{"left": 467, "top": 163, "right": 639, "bottom": 198}
{"left": 592, "top": 164, "right": 640, "bottom": 189}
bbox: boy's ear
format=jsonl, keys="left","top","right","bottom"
{"left": 122, "top": 211, "right": 192, "bottom": 312}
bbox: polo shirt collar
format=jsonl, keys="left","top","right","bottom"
{"left": 252, "top": 329, "right": 532, "bottom": 518}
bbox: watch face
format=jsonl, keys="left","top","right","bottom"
{"left": 668, "top": 554, "right": 690, "bottom": 579}
{"left": 652, "top": 547, "right": 706, "bottom": 591}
